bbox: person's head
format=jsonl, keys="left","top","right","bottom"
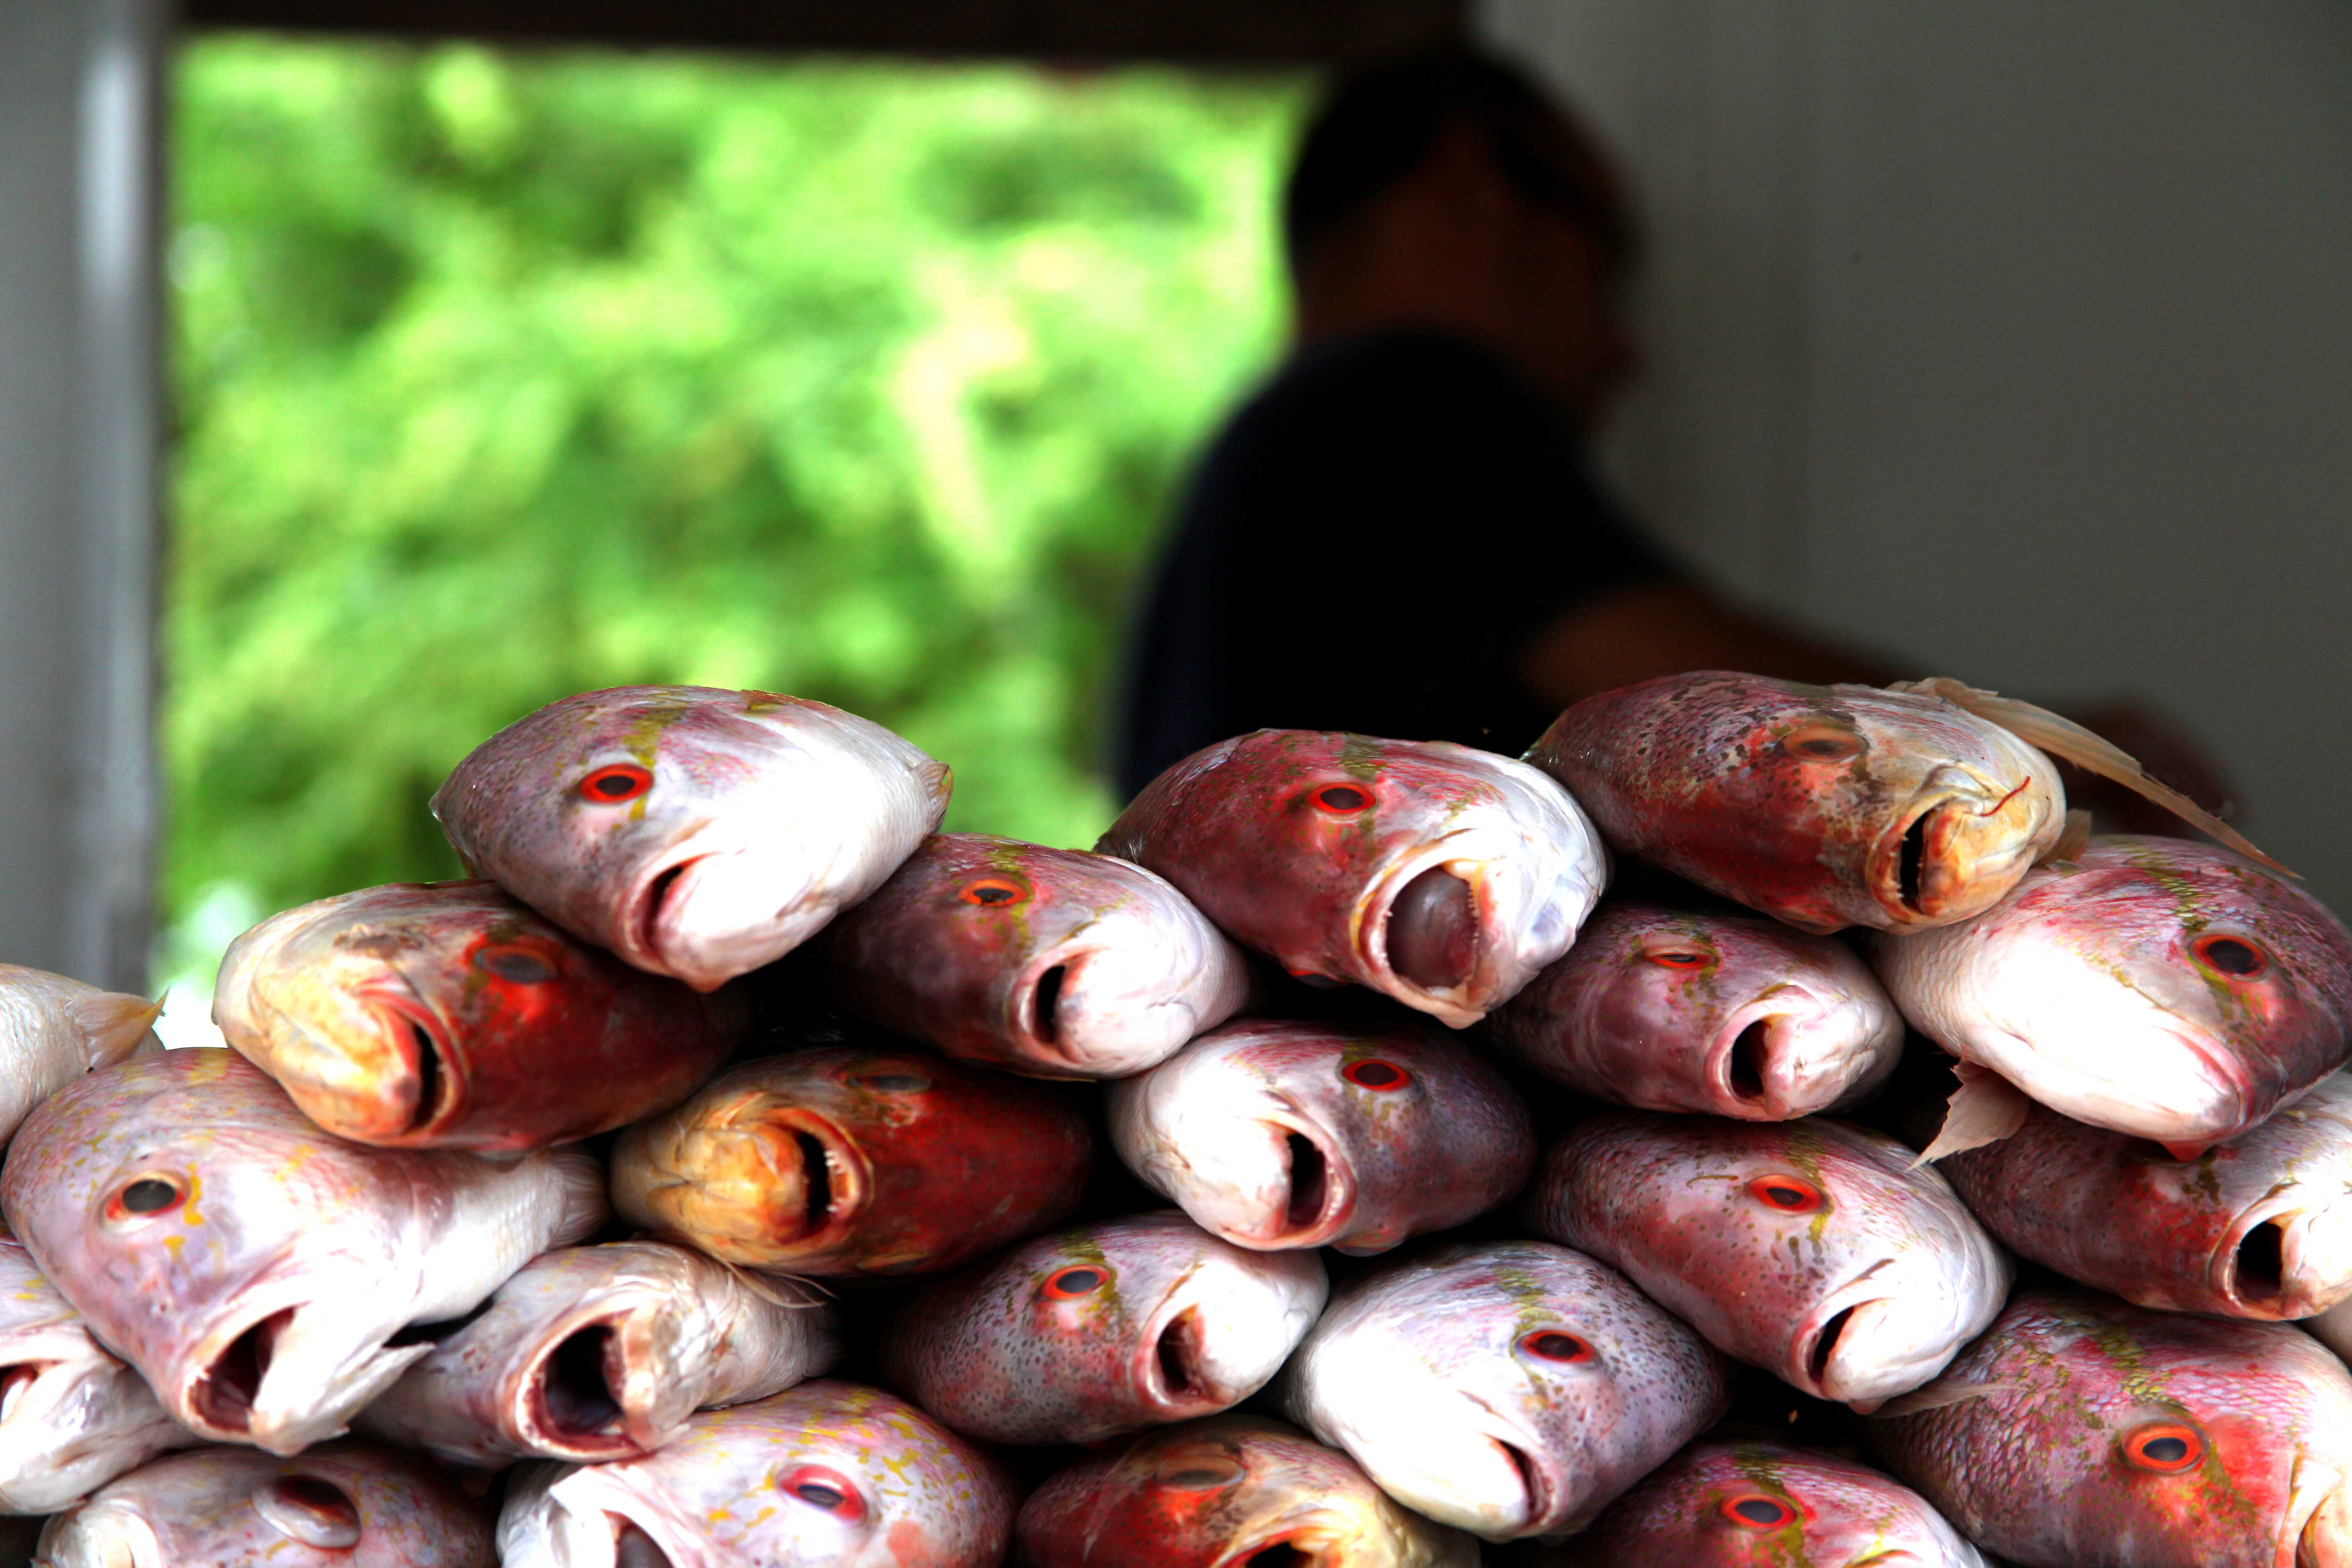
{"left": 1283, "top": 51, "right": 1638, "bottom": 429}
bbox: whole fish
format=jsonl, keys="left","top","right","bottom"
{"left": 1873, "top": 836, "right": 2352, "bottom": 1158}
{"left": 497, "top": 1379, "right": 1014, "bottom": 1568}
{"left": 1014, "top": 1413, "right": 1480, "bottom": 1568}
{"left": 432, "top": 685, "right": 950, "bottom": 991}
{"left": 1107, "top": 1018, "right": 1534, "bottom": 1254}
{"left": 213, "top": 880, "right": 751, "bottom": 1151}
{"left": 824, "top": 834, "right": 1251, "bottom": 1079}
{"left": 611, "top": 1045, "right": 1090, "bottom": 1277}
{"left": 1927, "top": 1073, "right": 2352, "bottom": 1320}
{"left": 1099, "top": 730, "right": 1607, "bottom": 1028}
{"left": 0, "top": 965, "right": 159, "bottom": 1147}
{"left": 34, "top": 1441, "right": 495, "bottom": 1567}
{"left": 881, "top": 1212, "right": 1326, "bottom": 1446}
{"left": 1526, "top": 1112, "right": 2009, "bottom": 1409}
{"left": 1548, "top": 1439, "right": 1987, "bottom": 1566}
{"left": 0, "top": 1239, "right": 194, "bottom": 1514}
{"left": 1875, "top": 1287, "right": 2352, "bottom": 1567}
{"left": 1282, "top": 1240, "right": 1730, "bottom": 1541}
{"left": 0, "top": 1049, "right": 607, "bottom": 1456}
{"left": 1481, "top": 901, "right": 1902, "bottom": 1119}
{"left": 356, "top": 1240, "right": 839, "bottom": 1470}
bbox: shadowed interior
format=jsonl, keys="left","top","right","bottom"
{"left": 795, "top": 1132, "right": 833, "bottom": 1233}
{"left": 1897, "top": 813, "right": 1931, "bottom": 914}
{"left": 2235, "top": 1221, "right": 2286, "bottom": 1304}
{"left": 613, "top": 1519, "right": 674, "bottom": 1568}
{"left": 1728, "top": 1020, "right": 1768, "bottom": 1101}
{"left": 635, "top": 864, "right": 689, "bottom": 960}
{"left": 1283, "top": 1132, "right": 1326, "bottom": 1233}
{"left": 1032, "top": 964, "right": 1068, "bottom": 1045}
{"left": 1387, "top": 867, "right": 1477, "bottom": 990}
{"left": 256, "top": 1475, "right": 362, "bottom": 1549}
{"left": 1497, "top": 1439, "right": 1538, "bottom": 1520}
{"left": 406, "top": 1019, "right": 443, "bottom": 1133}
{"left": 537, "top": 1323, "right": 625, "bottom": 1438}
{"left": 1245, "top": 1544, "right": 1312, "bottom": 1567}
{"left": 1808, "top": 1306, "right": 1856, "bottom": 1385}
{"left": 193, "top": 1307, "right": 296, "bottom": 1431}
{"left": 385, "top": 1296, "right": 495, "bottom": 1347}
{"left": 1157, "top": 1311, "right": 1199, "bottom": 1397}
{"left": 0, "top": 1364, "right": 42, "bottom": 1424}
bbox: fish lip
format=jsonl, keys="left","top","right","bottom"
{"left": 1788, "top": 1262, "right": 1897, "bottom": 1402}
{"left": 1246, "top": 1110, "right": 1356, "bottom": 1249}
{"left": 508, "top": 1296, "right": 659, "bottom": 1461}
{"left": 1867, "top": 792, "right": 1963, "bottom": 926}
{"left": 1005, "top": 942, "right": 1098, "bottom": 1073}
{"left": 1133, "top": 1282, "right": 1220, "bottom": 1416}
{"left": 2213, "top": 1195, "right": 2324, "bottom": 1318}
{"left": 356, "top": 988, "right": 461, "bottom": 1140}
{"left": 2150, "top": 1028, "right": 2254, "bottom": 1148}
{"left": 1352, "top": 832, "right": 1500, "bottom": 1027}
{"left": 1867, "top": 781, "right": 2040, "bottom": 928}
{"left": 618, "top": 847, "right": 714, "bottom": 978}
{"left": 2288, "top": 1455, "right": 2352, "bottom": 1568}
{"left": 1705, "top": 990, "right": 1828, "bottom": 1118}
{"left": 174, "top": 1287, "right": 313, "bottom": 1443}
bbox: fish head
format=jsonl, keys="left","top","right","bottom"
{"left": 36, "top": 1442, "right": 494, "bottom": 1568}
{"left": 1, "top": 1051, "right": 446, "bottom": 1454}
{"left": 826, "top": 834, "right": 1247, "bottom": 1078}
{"left": 1102, "top": 732, "right": 1604, "bottom": 1026}
{"left": 1879, "top": 1289, "right": 2352, "bottom": 1566}
{"left": 1530, "top": 674, "right": 2061, "bottom": 933}
{"left": 1579, "top": 905, "right": 1903, "bottom": 1118}
{"left": 213, "top": 879, "right": 676, "bottom": 1146}
{"left": 1289, "top": 1241, "right": 1728, "bottom": 1540}
{"left": 430, "top": 686, "right": 950, "bottom": 990}
{"left": 502, "top": 1381, "right": 1012, "bottom": 1568}
{"left": 610, "top": 1046, "right": 1090, "bottom": 1277}
{"left": 1015, "top": 1414, "right": 1476, "bottom": 1568}
{"left": 1968, "top": 838, "right": 2352, "bottom": 1150}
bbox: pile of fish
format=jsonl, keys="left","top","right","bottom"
{"left": 2, "top": 670, "right": 2349, "bottom": 1566}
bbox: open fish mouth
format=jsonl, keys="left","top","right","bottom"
{"left": 2289, "top": 1458, "right": 2352, "bottom": 1568}
{"left": 186, "top": 1302, "right": 299, "bottom": 1439}
{"left": 1869, "top": 778, "right": 2043, "bottom": 928}
{"left": 1251, "top": 1115, "right": 1354, "bottom": 1249}
{"left": 1790, "top": 1264, "right": 1899, "bottom": 1403}
{"left": 362, "top": 991, "right": 459, "bottom": 1139}
{"left": 1356, "top": 835, "right": 1503, "bottom": 1025}
{"left": 743, "top": 1110, "right": 867, "bottom": 1259}
{"left": 1707, "top": 992, "right": 1828, "bottom": 1117}
{"left": 2217, "top": 1199, "right": 2341, "bottom": 1318}
{"left": 178, "top": 1289, "right": 428, "bottom": 1454}
{"left": 1135, "top": 1291, "right": 1222, "bottom": 1416}
{"left": 1217, "top": 1529, "right": 1334, "bottom": 1568}
{"left": 1483, "top": 1428, "right": 1552, "bottom": 1536}
{"left": 512, "top": 1302, "right": 658, "bottom": 1460}
{"left": 623, "top": 851, "right": 712, "bottom": 977}
{"left": 1009, "top": 945, "right": 1098, "bottom": 1072}
{"left": 0, "top": 1359, "right": 56, "bottom": 1427}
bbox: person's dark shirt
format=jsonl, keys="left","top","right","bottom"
{"left": 1114, "top": 328, "right": 1669, "bottom": 799}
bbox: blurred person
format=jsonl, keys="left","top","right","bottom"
{"left": 1111, "top": 51, "right": 2226, "bottom": 826}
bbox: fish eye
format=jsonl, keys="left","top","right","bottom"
{"left": 253, "top": 1475, "right": 362, "bottom": 1549}
{"left": 778, "top": 1465, "right": 864, "bottom": 1520}
{"left": 473, "top": 944, "right": 557, "bottom": 984}
{"left": 1309, "top": 784, "right": 1372, "bottom": 814}
{"left": 1042, "top": 1265, "right": 1108, "bottom": 1300}
{"left": 1720, "top": 1493, "right": 1799, "bottom": 1529}
{"left": 1155, "top": 1456, "right": 1244, "bottom": 1493}
{"left": 2192, "top": 933, "right": 2269, "bottom": 980}
{"left": 1779, "top": 722, "right": 1865, "bottom": 763}
{"left": 1644, "top": 946, "right": 1713, "bottom": 970}
{"left": 848, "top": 1068, "right": 930, "bottom": 1093}
{"left": 1748, "top": 1175, "right": 1826, "bottom": 1214}
{"left": 959, "top": 877, "right": 1028, "bottom": 908}
{"left": 1341, "top": 1058, "right": 1410, "bottom": 1091}
{"left": 2123, "top": 1421, "right": 2205, "bottom": 1473}
{"left": 577, "top": 763, "right": 653, "bottom": 805}
{"left": 104, "top": 1177, "right": 183, "bottom": 1222}
{"left": 1518, "top": 1329, "right": 1594, "bottom": 1364}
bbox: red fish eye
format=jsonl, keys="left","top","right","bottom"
{"left": 1645, "top": 948, "right": 1712, "bottom": 970}
{"left": 578, "top": 763, "right": 653, "bottom": 804}
{"left": 1342, "top": 1059, "right": 1410, "bottom": 1091}
{"left": 105, "top": 1177, "right": 182, "bottom": 1222}
{"left": 1155, "top": 1457, "right": 1244, "bottom": 1493}
{"left": 1519, "top": 1330, "right": 1593, "bottom": 1363}
{"left": 1749, "top": 1175, "right": 1825, "bottom": 1213}
{"left": 779, "top": 1465, "right": 863, "bottom": 1519}
{"left": 1780, "top": 723, "right": 1864, "bottom": 763}
{"left": 1310, "top": 784, "right": 1371, "bottom": 814}
{"left": 959, "top": 877, "right": 1028, "bottom": 907}
{"left": 1043, "top": 1265, "right": 1107, "bottom": 1300}
{"left": 2124, "top": 1422, "right": 2205, "bottom": 1473}
{"left": 474, "top": 945, "right": 557, "bottom": 985}
{"left": 2192, "top": 934, "right": 2268, "bottom": 979}
{"left": 1721, "top": 1493, "right": 1798, "bottom": 1529}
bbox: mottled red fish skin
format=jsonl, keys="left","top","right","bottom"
{"left": 621, "top": 1047, "right": 1091, "bottom": 1277}
{"left": 1099, "top": 730, "right": 1507, "bottom": 982}
{"left": 231, "top": 881, "right": 749, "bottom": 1150}
{"left": 1015, "top": 1414, "right": 1449, "bottom": 1568}
{"left": 1554, "top": 1440, "right": 1980, "bottom": 1565}
{"left": 1874, "top": 1288, "right": 2352, "bottom": 1568}
{"left": 1936, "top": 1075, "right": 2352, "bottom": 1319}
{"left": 1527, "top": 671, "right": 2038, "bottom": 932}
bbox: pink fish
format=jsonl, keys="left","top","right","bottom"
{"left": 432, "top": 686, "right": 949, "bottom": 990}
{"left": 881, "top": 1212, "right": 1326, "bottom": 1445}
{"left": 824, "top": 833, "right": 1250, "bottom": 1079}
{"left": 1107, "top": 1017, "right": 1533, "bottom": 1253}
{"left": 1482, "top": 900, "right": 1902, "bottom": 1119}
{"left": 0, "top": 964, "right": 160, "bottom": 1146}
{"left": 1101, "top": 730, "right": 1606, "bottom": 1027}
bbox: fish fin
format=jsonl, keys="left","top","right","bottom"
{"left": 712, "top": 1254, "right": 834, "bottom": 1310}
{"left": 1890, "top": 677, "right": 2291, "bottom": 876}
{"left": 1870, "top": 1380, "right": 2019, "bottom": 1418}
{"left": 918, "top": 758, "right": 954, "bottom": 813}
{"left": 68, "top": 989, "right": 164, "bottom": 1067}
{"left": 1913, "top": 1063, "right": 2033, "bottom": 1165}
{"left": 2040, "top": 809, "right": 2094, "bottom": 866}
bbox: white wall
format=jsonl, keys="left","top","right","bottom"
{"left": 0, "top": 0, "right": 164, "bottom": 990}
{"left": 1482, "top": 0, "right": 2352, "bottom": 910}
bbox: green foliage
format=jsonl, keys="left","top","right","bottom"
{"left": 162, "top": 36, "right": 1303, "bottom": 980}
